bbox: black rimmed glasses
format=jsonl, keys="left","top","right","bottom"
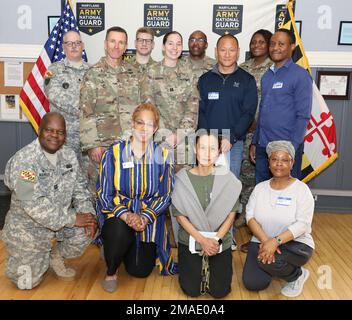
{"left": 189, "top": 38, "right": 207, "bottom": 43}
{"left": 136, "top": 38, "right": 153, "bottom": 45}
{"left": 63, "top": 41, "right": 82, "bottom": 47}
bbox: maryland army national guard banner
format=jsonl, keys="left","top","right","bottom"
{"left": 77, "top": 2, "right": 105, "bottom": 35}
{"left": 275, "top": 2, "right": 295, "bottom": 31}
{"left": 123, "top": 49, "right": 137, "bottom": 64}
{"left": 212, "top": 5, "right": 243, "bottom": 36}
{"left": 144, "top": 3, "right": 173, "bottom": 37}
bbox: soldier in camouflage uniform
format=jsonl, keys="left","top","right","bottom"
{"left": 140, "top": 31, "right": 199, "bottom": 247}
{"left": 140, "top": 31, "right": 199, "bottom": 170}
{"left": 44, "top": 31, "right": 89, "bottom": 164}
{"left": 236, "top": 30, "right": 273, "bottom": 236}
{"left": 181, "top": 30, "right": 216, "bottom": 79}
{"left": 80, "top": 27, "right": 141, "bottom": 198}
{"left": 2, "top": 113, "right": 97, "bottom": 289}
{"left": 128, "top": 27, "right": 156, "bottom": 73}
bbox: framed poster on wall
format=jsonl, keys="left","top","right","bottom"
{"left": 338, "top": 21, "right": 352, "bottom": 45}
{"left": 317, "top": 71, "right": 350, "bottom": 100}
{"left": 48, "top": 16, "right": 60, "bottom": 36}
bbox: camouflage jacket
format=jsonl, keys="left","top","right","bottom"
{"left": 128, "top": 55, "right": 156, "bottom": 73}
{"left": 181, "top": 55, "right": 216, "bottom": 79}
{"left": 79, "top": 57, "right": 141, "bottom": 151}
{"left": 240, "top": 57, "right": 272, "bottom": 120}
{"left": 140, "top": 59, "right": 199, "bottom": 133}
{"left": 2, "top": 139, "right": 94, "bottom": 236}
{"left": 44, "top": 58, "right": 89, "bottom": 153}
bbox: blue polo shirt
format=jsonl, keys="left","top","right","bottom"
{"left": 252, "top": 58, "right": 312, "bottom": 149}
{"left": 198, "top": 64, "right": 258, "bottom": 142}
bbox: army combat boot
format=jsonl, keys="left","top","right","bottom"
{"left": 50, "top": 248, "right": 76, "bottom": 281}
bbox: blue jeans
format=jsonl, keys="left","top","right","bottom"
{"left": 255, "top": 143, "right": 304, "bottom": 184}
{"left": 227, "top": 140, "right": 243, "bottom": 238}
{"left": 228, "top": 140, "right": 244, "bottom": 179}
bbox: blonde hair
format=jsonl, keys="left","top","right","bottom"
{"left": 132, "top": 103, "right": 160, "bottom": 128}
{"left": 136, "top": 27, "right": 155, "bottom": 40}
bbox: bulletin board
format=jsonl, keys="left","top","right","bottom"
{"left": 0, "top": 61, "right": 34, "bottom": 121}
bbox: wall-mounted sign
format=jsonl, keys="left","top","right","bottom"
{"left": 275, "top": 3, "right": 296, "bottom": 31}
{"left": 144, "top": 4, "right": 173, "bottom": 37}
{"left": 212, "top": 5, "right": 243, "bottom": 36}
{"left": 123, "top": 49, "right": 136, "bottom": 63}
{"left": 77, "top": 2, "right": 105, "bottom": 36}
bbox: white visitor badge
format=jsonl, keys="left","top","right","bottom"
{"left": 276, "top": 196, "right": 292, "bottom": 206}
{"left": 272, "top": 82, "right": 283, "bottom": 89}
{"left": 208, "top": 92, "right": 219, "bottom": 100}
{"left": 122, "top": 161, "right": 134, "bottom": 169}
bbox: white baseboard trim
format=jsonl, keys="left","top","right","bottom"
{"left": 306, "top": 51, "right": 352, "bottom": 68}
{"left": 0, "top": 44, "right": 41, "bottom": 62}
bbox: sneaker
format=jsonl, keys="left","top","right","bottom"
{"left": 50, "top": 248, "right": 76, "bottom": 281}
{"left": 231, "top": 239, "right": 237, "bottom": 251}
{"left": 281, "top": 267, "right": 310, "bottom": 298}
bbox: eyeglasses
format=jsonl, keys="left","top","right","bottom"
{"left": 134, "top": 119, "right": 155, "bottom": 129}
{"left": 189, "top": 38, "right": 207, "bottom": 43}
{"left": 63, "top": 41, "right": 82, "bottom": 47}
{"left": 136, "top": 38, "right": 153, "bottom": 45}
{"left": 269, "top": 157, "right": 292, "bottom": 164}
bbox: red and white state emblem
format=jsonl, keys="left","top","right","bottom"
{"left": 20, "top": 170, "right": 37, "bottom": 183}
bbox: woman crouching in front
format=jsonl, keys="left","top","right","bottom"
{"left": 96, "top": 103, "right": 177, "bottom": 293}
{"left": 242, "top": 140, "right": 315, "bottom": 298}
{"left": 171, "top": 129, "right": 242, "bottom": 298}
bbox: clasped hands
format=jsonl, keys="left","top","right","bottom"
{"left": 257, "top": 238, "right": 282, "bottom": 264}
{"left": 198, "top": 237, "right": 220, "bottom": 257}
{"left": 123, "top": 212, "right": 148, "bottom": 232}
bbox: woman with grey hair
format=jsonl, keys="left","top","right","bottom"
{"left": 242, "top": 140, "right": 315, "bottom": 298}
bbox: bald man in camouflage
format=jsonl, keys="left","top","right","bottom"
{"left": 2, "top": 113, "right": 96, "bottom": 289}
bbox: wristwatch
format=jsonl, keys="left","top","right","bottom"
{"left": 214, "top": 236, "right": 223, "bottom": 245}
{"left": 275, "top": 236, "right": 283, "bottom": 245}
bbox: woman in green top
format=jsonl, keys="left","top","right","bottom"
{"left": 171, "top": 130, "right": 242, "bottom": 298}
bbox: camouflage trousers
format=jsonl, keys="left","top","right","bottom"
{"left": 87, "top": 157, "right": 100, "bottom": 204}
{"left": 239, "top": 132, "right": 256, "bottom": 208}
{"left": 157, "top": 142, "right": 192, "bottom": 247}
{"left": 5, "top": 226, "right": 91, "bottom": 289}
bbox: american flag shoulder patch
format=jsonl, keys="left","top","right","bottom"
{"left": 20, "top": 170, "right": 37, "bottom": 183}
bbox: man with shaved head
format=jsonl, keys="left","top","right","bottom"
{"left": 44, "top": 30, "right": 89, "bottom": 164}
{"left": 2, "top": 112, "right": 97, "bottom": 289}
{"left": 182, "top": 30, "right": 215, "bottom": 78}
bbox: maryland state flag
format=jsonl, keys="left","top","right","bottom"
{"left": 281, "top": 0, "right": 338, "bottom": 183}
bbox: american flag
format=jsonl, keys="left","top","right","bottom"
{"left": 19, "top": 0, "right": 87, "bottom": 133}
